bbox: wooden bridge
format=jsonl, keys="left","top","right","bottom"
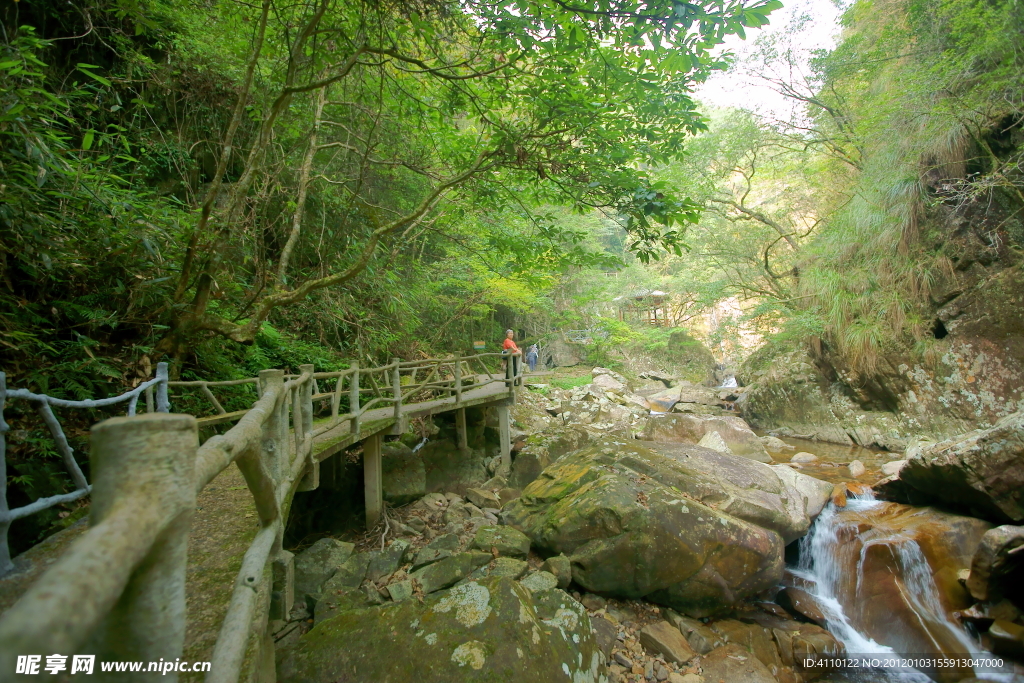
{"left": 0, "top": 352, "right": 522, "bottom": 682}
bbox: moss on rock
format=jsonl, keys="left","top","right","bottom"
{"left": 278, "top": 577, "right": 606, "bottom": 682}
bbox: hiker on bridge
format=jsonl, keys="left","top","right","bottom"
{"left": 502, "top": 329, "right": 520, "bottom": 381}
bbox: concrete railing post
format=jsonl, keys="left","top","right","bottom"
{"left": 155, "top": 362, "right": 170, "bottom": 412}
{"left": 258, "top": 369, "right": 286, "bottom": 483}
{"left": 456, "top": 408, "right": 468, "bottom": 451}
{"left": 392, "top": 358, "right": 402, "bottom": 422}
{"left": 349, "top": 361, "right": 360, "bottom": 437}
{"left": 496, "top": 404, "right": 511, "bottom": 475}
{"left": 504, "top": 352, "right": 513, "bottom": 391}
{"left": 89, "top": 413, "right": 198, "bottom": 681}
{"left": 270, "top": 550, "right": 295, "bottom": 621}
{"left": 299, "top": 364, "right": 314, "bottom": 439}
{"left": 0, "top": 372, "right": 12, "bottom": 577}
{"left": 364, "top": 433, "right": 382, "bottom": 530}
{"left": 454, "top": 359, "right": 463, "bottom": 403}
{"left": 297, "top": 365, "right": 318, "bottom": 492}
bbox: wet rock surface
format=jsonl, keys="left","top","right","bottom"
{"left": 892, "top": 410, "right": 1024, "bottom": 523}
{"left": 967, "top": 525, "right": 1024, "bottom": 607}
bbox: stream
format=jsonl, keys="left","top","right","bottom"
{"left": 770, "top": 437, "right": 1017, "bottom": 682}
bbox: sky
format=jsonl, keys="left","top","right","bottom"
{"left": 694, "top": 0, "right": 846, "bottom": 122}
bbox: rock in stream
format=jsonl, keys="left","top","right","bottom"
{"left": 503, "top": 439, "right": 832, "bottom": 616}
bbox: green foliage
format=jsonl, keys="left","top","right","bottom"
{"left": 1, "top": 0, "right": 799, "bottom": 553}
{"left": 785, "top": 0, "right": 1024, "bottom": 372}
{"left": 549, "top": 374, "right": 593, "bottom": 390}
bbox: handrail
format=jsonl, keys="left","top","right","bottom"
{"left": 0, "top": 363, "right": 170, "bottom": 576}
{"left": 0, "top": 352, "right": 520, "bottom": 683}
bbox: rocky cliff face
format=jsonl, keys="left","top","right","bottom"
{"left": 739, "top": 261, "right": 1024, "bottom": 450}
{"left": 738, "top": 128, "right": 1024, "bottom": 451}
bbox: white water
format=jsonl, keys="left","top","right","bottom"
{"left": 793, "top": 491, "right": 985, "bottom": 682}
{"left": 719, "top": 376, "right": 738, "bottom": 388}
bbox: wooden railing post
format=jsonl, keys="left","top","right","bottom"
{"left": 89, "top": 413, "right": 198, "bottom": 680}
{"left": 392, "top": 358, "right": 402, "bottom": 423}
{"left": 349, "top": 361, "right": 360, "bottom": 436}
{"left": 454, "top": 358, "right": 463, "bottom": 403}
{"left": 258, "top": 369, "right": 286, "bottom": 482}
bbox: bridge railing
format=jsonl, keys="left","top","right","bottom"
{"left": 0, "top": 352, "right": 520, "bottom": 682}
{"left": 0, "top": 363, "right": 170, "bottom": 576}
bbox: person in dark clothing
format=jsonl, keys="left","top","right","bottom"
{"left": 525, "top": 344, "right": 539, "bottom": 372}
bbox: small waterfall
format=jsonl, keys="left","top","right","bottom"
{"left": 792, "top": 490, "right": 983, "bottom": 682}
{"left": 719, "top": 376, "right": 738, "bottom": 388}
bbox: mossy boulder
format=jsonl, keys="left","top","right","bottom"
{"left": 278, "top": 577, "right": 606, "bottom": 683}
{"left": 664, "top": 330, "right": 717, "bottom": 385}
{"left": 293, "top": 538, "right": 355, "bottom": 605}
{"left": 509, "top": 425, "right": 591, "bottom": 491}
{"left": 472, "top": 526, "right": 530, "bottom": 558}
{"left": 503, "top": 440, "right": 833, "bottom": 616}
{"left": 411, "top": 552, "right": 492, "bottom": 594}
{"left": 382, "top": 441, "right": 427, "bottom": 505}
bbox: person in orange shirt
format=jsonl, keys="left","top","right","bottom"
{"left": 502, "top": 329, "right": 521, "bottom": 382}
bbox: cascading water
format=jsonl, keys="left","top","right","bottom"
{"left": 791, "top": 490, "right": 1005, "bottom": 682}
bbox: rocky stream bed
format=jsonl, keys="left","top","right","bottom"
{"left": 274, "top": 368, "right": 1024, "bottom": 683}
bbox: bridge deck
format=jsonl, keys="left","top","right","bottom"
{"left": 312, "top": 375, "right": 511, "bottom": 460}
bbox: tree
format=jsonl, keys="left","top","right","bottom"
{"left": 151, "top": 0, "right": 785, "bottom": 363}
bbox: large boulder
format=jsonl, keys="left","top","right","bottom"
{"left": 738, "top": 347, "right": 913, "bottom": 449}
{"left": 699, "top": 643, "right": 777, "bottom": 683}
{"left": 643, "top": 385, "right": 721, "bottom": 413}
{"left": 641, "top": 414, "right": 771, "bottom": 463}
{"left": 592, "top": 367, "right": 628, "bottom": 392}
{"left": 663, "top": 329, "right": 717, "bottom": 385}
{"left": 473, "top": 526, "right": 531, "bottom": 558}
{"left": 508, "top": 425, "right": 591, "bottom": 491}
{"left": 895, "top": 410, "right": 1024, "bottom": 523}
{"left": 419, "top": 438, "right": 488, "bottom": 495}
{"left": 542, "top": 338, "right": 583, "bottom": 367}
{"left": 293, "top": 538, "right": 355, "bottom": 604}
{"left": 770, "top": 465, "right": 833, "bottom": 527}
{"left": 278, "top": 577, "right": 606, "bottom": 682}
{"left": 382, "top": 441, "right": 427, "bottom": 505}
{"left": 966, "top": 525, "right": 1024, "bottom": 607}
{"left": 503, "top": 441, "right": 831, "bottom": 616}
